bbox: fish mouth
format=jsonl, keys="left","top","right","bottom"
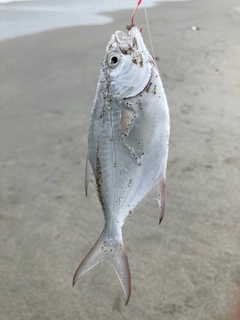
{"left": 115, "top": 31, "right": 129, "bottom": 54}
{"left": 114, "top": 27, "right": 145, "bottom": 56}
{"left": 115, "top": 31, "right": 128, "bottom": 43}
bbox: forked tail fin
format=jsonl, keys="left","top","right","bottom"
{"left": 72, "top": 230, "right": 131, "bottom": 305}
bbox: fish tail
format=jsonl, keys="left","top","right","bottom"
{"left": 72, "top": 229, "right": 131, "bottom": 305}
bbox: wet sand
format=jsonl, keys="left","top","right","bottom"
{"left": 0, "top": 0, "right": 240, "bottom": 319}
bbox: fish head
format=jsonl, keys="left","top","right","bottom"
{"left": 104, "top": 26, "right": 152, "bottom": 100}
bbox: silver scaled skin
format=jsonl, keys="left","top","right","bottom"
{"left": 73, "top": 26, "right": 170, "bottom": 305}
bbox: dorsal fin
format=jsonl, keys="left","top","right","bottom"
{"left": 85, "top": 155, "right": 92, "bottom": 197}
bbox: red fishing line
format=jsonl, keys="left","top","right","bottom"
{"left": 131, "top": 0, "right": 142, "bottom": 26}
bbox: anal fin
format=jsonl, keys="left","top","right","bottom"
{"left": 159, "top": 177, "right": 166, "bottom": 224}
{"left": 130, "top": 177, "right": 167, "bottom": 225}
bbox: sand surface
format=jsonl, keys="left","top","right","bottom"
{"left": 0, "top": 0, "right": 240, "bottom": 319}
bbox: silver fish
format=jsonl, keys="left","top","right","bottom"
{"left": 73, "top": 24, "right": 170, "bottom": 305}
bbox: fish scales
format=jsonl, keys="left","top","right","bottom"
{"left": 73, "top": 26, "right": 170, "bottom": 305}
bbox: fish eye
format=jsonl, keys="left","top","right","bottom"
{"left": 107, "top": 52, "right": 121, "bottom": 69}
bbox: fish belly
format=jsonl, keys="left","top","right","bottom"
{"left": 88, "top": 66, "right": 169, "bottom": 224}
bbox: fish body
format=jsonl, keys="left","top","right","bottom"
{"left": 73, "top": 26, "right": 170, "bottom": 305}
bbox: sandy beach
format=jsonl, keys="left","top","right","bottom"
{"left": 0, "top": 0, "right": 240, "bottom": 319}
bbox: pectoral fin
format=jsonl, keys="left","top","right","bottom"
{"left": 119, "top": 109, "right": 137, "bottom": 142}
